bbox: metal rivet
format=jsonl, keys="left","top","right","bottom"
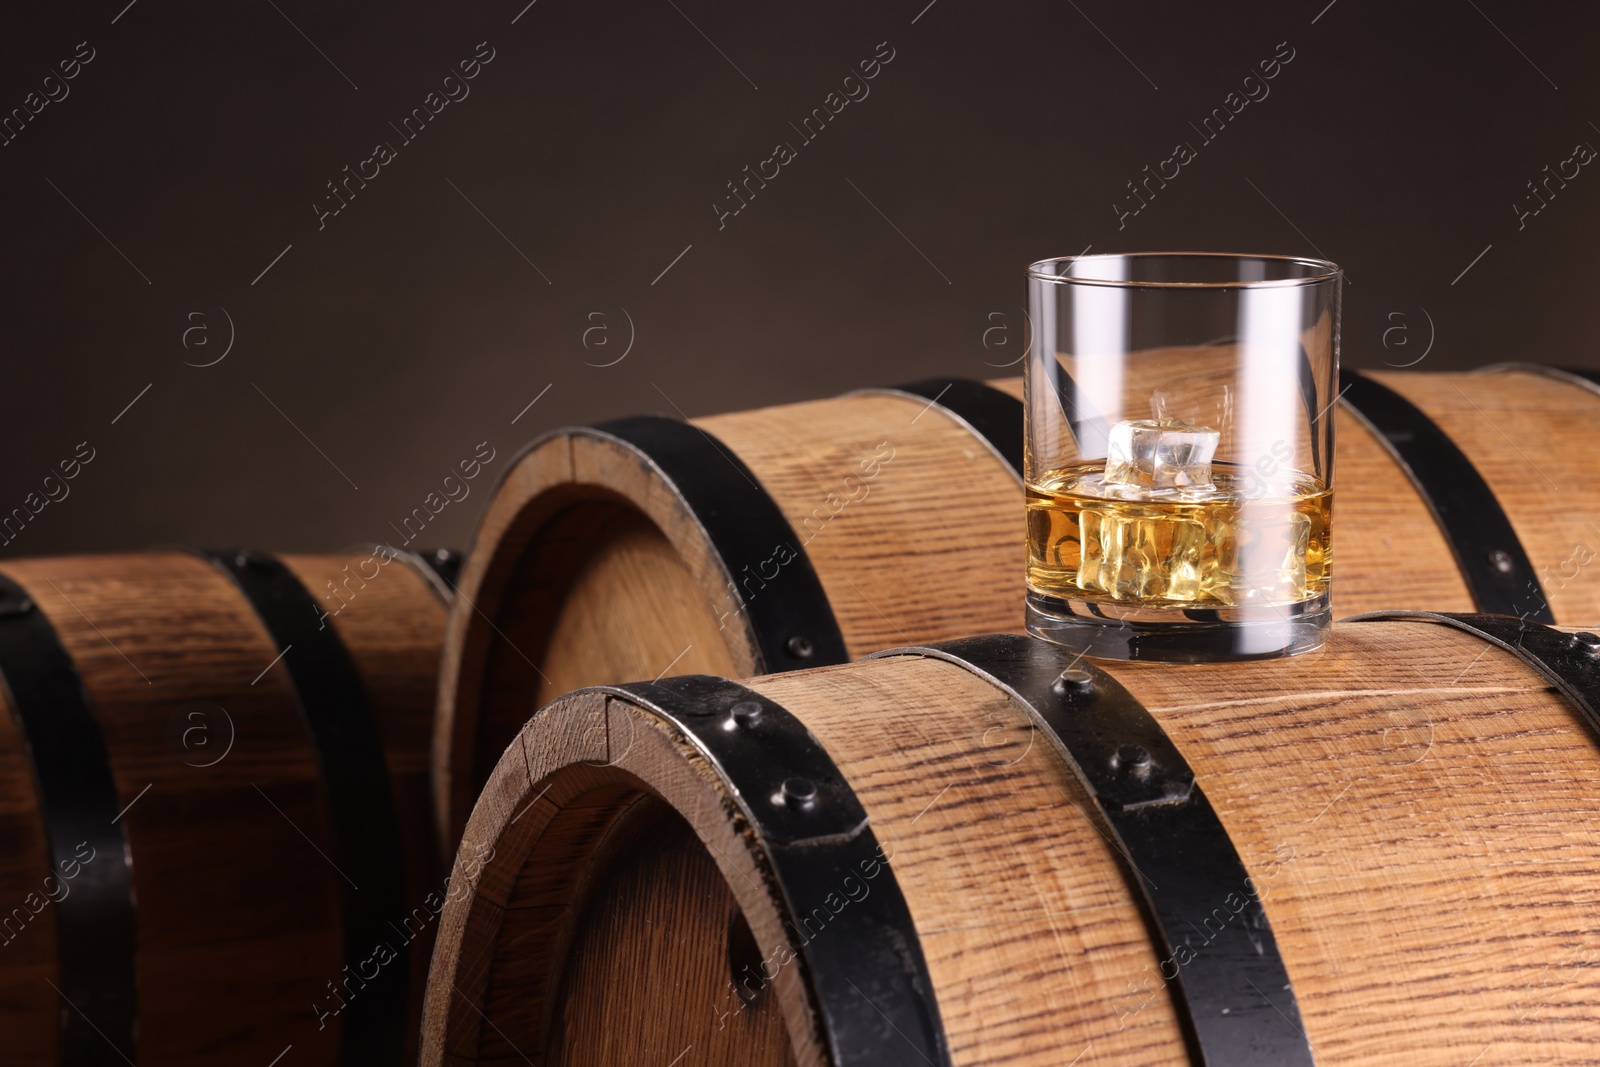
{"left": 433, "top": 548, "right": 454, "bottom": 564}
{"left": 1488, "top": 549, "right": 1514, "bottom": 574}
{"left": 731, "top": 700, "right": 763, "bottom": 727}
{"left": 1573, "top": 632, "right": 1600, "bottom": 656}
{"left": 1052, "top": 668, "right": 1095, "bottom": 697}
{"left": 786, "top": 635, "right": 815, "bottom": 660}
{"left": 780, "top": 776, "right": 819, "bottom": 809}
{"left": 1115, "top": 744, "right": 1152, "bottom": 776}
{"left": 234, "top": 549, "right": 273, "bottom": 570}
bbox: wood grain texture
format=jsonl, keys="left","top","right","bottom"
{"left": 749, "top": 657, "right": 1190, "bottom": 1065}
{"left": 435, "top": 368, "right": 1583, "bottom": 843}
{"left": 423, "top": 689, "right": 832, "bottom": 1067}
{"left": 433, "top": 392, "right": 1023, "bottom": 844}
{"left": 1371, "top": 367, "right": 1600, "bottom": 623}
{"left": 1112, "top": 620, "right": 1600, "bottom": 1062}
{"left": 0, "top": 549, "right": 448, "bottom": 1066}
{"left": 434, "top": 432, "right": 756, "bottom": 853}
{"left": 284, "top": 549, "right": 450, "bottom": 1057}
{"left": 698, "top": 392, "right": 1025, "bottom": 657}
{"left": 529, "top": 505, "right": 741, "bottom": 708}
{"left": 1325, "top": 402, "right": 1474, "bottom": 614}
{"left": 425, "top": 620, "right": 1600, "bottom": 1065}
{"left": 543, "top": 800, "right": 798, "bottom": 1067}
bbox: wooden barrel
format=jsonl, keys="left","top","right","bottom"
{"left": 433, "top": 364, "right": 1600, "bottom": 841}
{"left": 423, "top": 615, "right": 1600, "bottom": 1066}
{"left": 0, "top": 546, "right": 459, "bottom": 1066}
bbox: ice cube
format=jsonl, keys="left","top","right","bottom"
{"left": 1103, "top": 419, "right": 1220, "bottom": 494}
{"left": 1211, "top": 510, "right": 1311, "bottom": 605}
{"left": 1076, "top": 503, "right": 1209, "bottom": 602}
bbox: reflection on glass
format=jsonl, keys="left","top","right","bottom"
{"left": 1025, "top": 252, "right": 1341, "bottom": 662}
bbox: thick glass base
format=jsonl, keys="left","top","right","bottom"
{"left": 1025, "top": 590, "right": 1331, "bottom": 663}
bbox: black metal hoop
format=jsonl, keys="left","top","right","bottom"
{"left": 1348, "top": 610, "right": 1600, "bottom": 740}
{"left": 196, "top": 548, "right": 411, "bottom": 1065}
{"left": 0, "top": 573, "right": 138, "bottom": 1065}
{"left": 607, "top": 674, "right": 950, "bottom": 1067}
{"left": 591, "top": 416, "right": 849, "bottom": 672}
{"left": 871, "top": 633, "right": 1317, "bottom": 1066}
{"left": 1339, "top": 369, "right": 1550, "bottom": 621}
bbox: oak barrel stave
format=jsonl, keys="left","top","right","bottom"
{"left": 435, "top": 366, "right": 1599, "bottom": 843}
{"left": 1365, "top": 368, "right": 1600, "bottom": 623}
{"left": 423, "top": 619, "right": 1600, "bottom": 1065}
{"left": 0, "top": 548, "right": 450, "bottom": 1066}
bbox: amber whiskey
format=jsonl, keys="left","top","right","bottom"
{"left": 1026, "top": 462, "right": 1332, "bottom": 609}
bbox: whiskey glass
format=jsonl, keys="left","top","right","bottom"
{"left": 1025, "top": 252, "right": 1341, "bottom": 661}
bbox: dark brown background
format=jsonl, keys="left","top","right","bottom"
{"left": 2, "top": 1, "right": 1596, "bottom": 557}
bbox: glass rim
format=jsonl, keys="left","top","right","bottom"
{"left": 1027, "top": 251, "right": 1342, "bottom": 289}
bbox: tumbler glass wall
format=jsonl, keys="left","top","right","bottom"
{"left": 1024, "top": 252, "right": 1342, "bottom": 661}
